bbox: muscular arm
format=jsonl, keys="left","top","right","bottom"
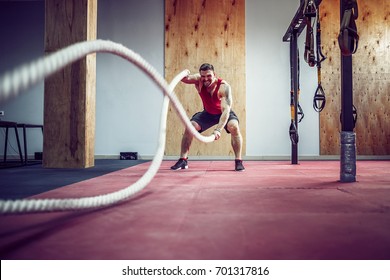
{"left": 215, "top": 82, "right": 232, "bottom": 133}
{"left": 181, "top": 70, "right": 200, "bottom": 84}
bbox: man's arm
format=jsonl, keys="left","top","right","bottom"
{"left": 213, "top": 82, "right": 232, "bottom": 140}
{"left": 181, "top": 70, "right": 200, "bottom": 84}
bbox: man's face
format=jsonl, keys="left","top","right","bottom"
{"left": 200, "top": 69, "right": 215, "bottom": 87}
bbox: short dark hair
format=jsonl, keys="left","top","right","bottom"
{"left": 199, "top": 63, "right": 214, "bottom": 72}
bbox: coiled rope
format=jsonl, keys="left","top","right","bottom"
{"left": 0, "top": 39, "right": 215, "bottom": 214}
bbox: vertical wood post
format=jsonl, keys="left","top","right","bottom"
{"left": 43, "top": 0, "right": 97, "bottom": 168}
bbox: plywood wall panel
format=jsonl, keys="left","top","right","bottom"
{"left": 320, "top": 0, "right": 390, "bottom": 155}
{"left": 319, "top": 1, "right": 341, "bottom": 155}
{"left": 165, "top": 0, "right": 246, "bottom": 157}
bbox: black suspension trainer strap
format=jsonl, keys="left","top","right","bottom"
{"left": 313, "top": 6, "right": 327, "bottom": 112}
{"left": 289, "top": 47, "right": 304, "bottom": 146}
{"left": 338, "top": 0, "right": 359, "bottom": 56}
{"left": 289, "top": 93, "right": 298, "bottom": 145}
{"left": 297, "top": 49, "right": 304, "bottom": 123}
{"left": 289, "top": 43, "right": 299, "bottom": 145}
{"left": 303, "top": 0, "right": 317, "bottom": 67}
{"left": 339, "top": 0, "right": 359, "bottom": 129}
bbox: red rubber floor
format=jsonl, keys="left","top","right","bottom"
{"left": 1, "top": 160, "right": 389, "bottom": 260}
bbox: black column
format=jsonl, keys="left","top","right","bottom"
{"left": 339, "top": 0, "right": 356, "bottom": 182}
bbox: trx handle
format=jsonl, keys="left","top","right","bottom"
{"left": 338, "top": 0, "right": 359, "bottom": 56}
{"left": 304, "top": 0, "right": 317, "bottom": 18}
{"left": 313, "top": 84, "right": 326, "bottom": 112}
{"left": 313, "top": 6, "right": 327, "bottom": 112}
{"left": 298, "top": 103, "right": 305, "bottom": 123}
{"left": 313, "top": 67, "right": 326, "bottom": 112}
{"left": 353, "top": 105, "right": 358, "bottom": 126}
{"left": 289, "top": 121, "right": 299, "bottom": 145}
{"left": 340, "top": 104, "right": 358, "bottom": 128}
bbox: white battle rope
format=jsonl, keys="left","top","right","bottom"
{"left": 0, "top": 39, "right": 215, "bottom": 214}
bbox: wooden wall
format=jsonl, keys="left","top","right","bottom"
{"left": 164, "top": 0, "right": 246, "bottom": 157}
{"left": 320, "top": 0, "right": 390, "bottom": 155}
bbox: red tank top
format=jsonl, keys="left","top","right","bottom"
{"left": 199, "top": 78, "right": 223, "bottom": 114}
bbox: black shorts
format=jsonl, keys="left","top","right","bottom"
{"left": 190, "top": 110, "right": 239, "bottom": 133}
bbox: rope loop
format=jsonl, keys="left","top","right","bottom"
{"left": 0, "top": 40, "right": 214, "bottom": 214}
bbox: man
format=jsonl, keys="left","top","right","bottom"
{"left": 171, "top": 63, "right": 245, "bottom": 171}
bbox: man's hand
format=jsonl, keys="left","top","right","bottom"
{"left": 213, "top": 129, "right": 221, "bottom": 140}
{"left": 181, "top": 70, "right": 199, "bottom": 84}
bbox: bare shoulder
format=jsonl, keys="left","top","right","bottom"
{"left": 219, "top": 80, "right": 231, "bottom": 95}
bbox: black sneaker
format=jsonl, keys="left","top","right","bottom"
{"left": 235, "top": 159, "right": 245, "bottom": 171}
{"left": 171, "top": 158, "right": 188, "bottom": 170}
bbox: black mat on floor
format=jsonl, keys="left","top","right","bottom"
{"left": 0, "top": 159, "right": 148, "bottom": 200}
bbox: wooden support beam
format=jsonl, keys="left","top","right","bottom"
{"left": 43, "top": 0, "right": 97, "bottom": 168}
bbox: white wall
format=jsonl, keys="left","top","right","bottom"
{"left": 246, "top": 0, "right": 319, "bottom": 158}
{"left": 0, "top": 0, "right": 321, "bottom": 160}
{"left": 95, "top": 0, "right": 165, "bottom": 157}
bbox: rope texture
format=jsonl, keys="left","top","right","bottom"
{"left": 0, "top": 39, "right": 215, "bottom": 214}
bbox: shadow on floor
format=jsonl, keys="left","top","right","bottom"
{"left": 0, "top": 159, "right": 148, "bottom": 199}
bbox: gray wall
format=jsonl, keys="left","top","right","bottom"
{"left": 246, "top": 0, "right": 319, "bottom": 157}
{"left": 0, "top": 1, "right": 44, "bottom": 158}
{"left": 0, "top": 0, "right": 320, "bottom": 160}
{"left": 95, "top": 0, "right": 165, "bottom": 157}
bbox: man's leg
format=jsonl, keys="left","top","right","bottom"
{"left": 180, "top": 121, "right": 201, "bottom": 158}
{"left": 227, "top": 119, "right": 243, "bottom": 159}
{"left": 227, "top": 119, "right": 245, "bottom": 171}
{"left": 171, "top": 121, "right": 201, "bottom": 170}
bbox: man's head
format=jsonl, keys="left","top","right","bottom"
{"left": 199, "top": 63, "right": 216, "bottom": 87}
{"left": 199, "top": 63, "right": 214, "bottom": 72}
